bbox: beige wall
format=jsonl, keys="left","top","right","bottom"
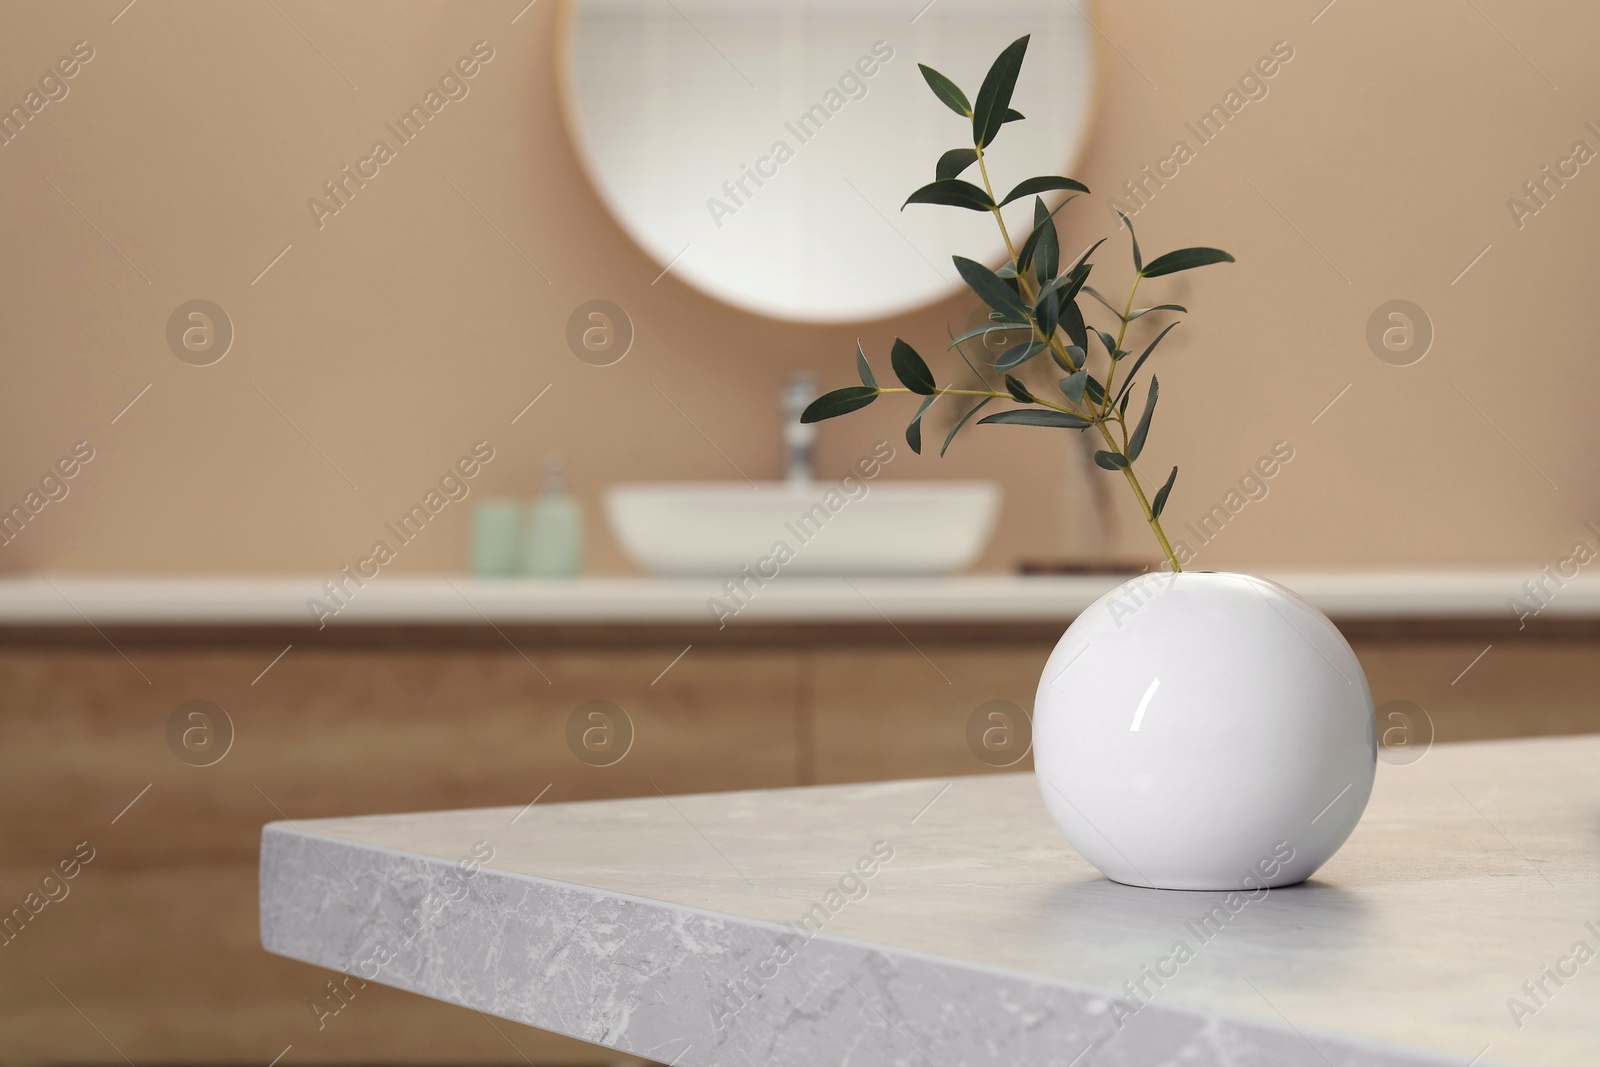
{"left": 1, "top": 0, "right": 1596, "bottom": 576}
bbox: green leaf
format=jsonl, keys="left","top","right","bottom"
{"left": 855, "top": 340, "right": 876, "bottom": 388}
{"left": 918, "top": 64, "right": 972, "bottom": 117}
{"left": 905, "top": 393, "right": 939, "bottom": 454}
{"left": 1094, "top": 449, "right": 1130, "bottom": 470}
{"left": 1151, "top": 466, "right": 1179, "bottom": 519}
{"left": 1119, "top": 390, "right": 1131, "bottom": 418}
{"left": 936, "top": 147, "right": 979, "bottom": 181}
{"left": 1061, "top": 300, "right": 1087, "bottom": 350}
{"left": 978, "top": 408, "right": 1092, "bottom": 429}
{"left": 941, "top": 396, "right": 993, "bottom": 456}
{"left": 1058, "top": 368, "right": 1088, "bottom": 404}
{"left": 953, "top": 255, "right": 1031, "bottom": 321}
{"left": 1032, "top": 198, "right": 1059, "bottom": 283}
{"left": 1127, "top": 303, "right": 1187, "bottom": 321}
{"left": 1034, "top": 289, "right": 1059, "bottom": 338}
{"left": 995, "top": 339, "right": 1048, "bottom": 371}
{"left": 1081, "top": 285, "right": 1121, "bottom": 317}
{"left": 1113, "top": 321, "right": 1181, "bottom": 406}
{"left": 999, "top": 175, "right": 1090, "bottom": 208}
{"left": 1067, "top": 237, "right": 1107, "bottom": 276}
{"left": 802, "top": 386, "right": 877, "bottom": 423}
{"left": 1141, "top": 247, "right": 1235, "bottom": 277}
{"left": 1084, "top": 373, "right": 1106, "bottom": 406}
{"left": 1004, "top": 374, "right": 1035, "bottom": 403}
{"left": 994, "top": 263, "right": 1018, "bottom": 280}
{"left": 1055, "top": 344, "right": 1086, "bottom": 373}
{"left": 1093, "top": 329, "right": 1120, "bottom": 360}
{"left": 947, "top": 320, "right": 1028, "bottom": 348}
{"left": 1127, "top": 376, "right": 1159, "bottom": 461}
{"left": 903, "top": 179, "right": 995, "bottom": 212}
{"left": 1040, "top": 261, "right": 1090, "bottom": 305}
{"left": 891, "top": 338, "right": 936, "bottom": 395}
{"left": 1119, "top": 212, "right": 1142, "bottom": 273}
{"left": 1016, "top": 196, "right": 1077, "bottom": 271}
{"left": 1001, "top": 107, "right": 1025, "bottom": 123}
{"left": 971, "top": 35, "right": 1029, "bottom": 149}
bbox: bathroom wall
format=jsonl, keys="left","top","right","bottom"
{"left": 1, "top": 0, "right": 1596, "bottom": 575}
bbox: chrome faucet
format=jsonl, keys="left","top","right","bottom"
{"left": 781, "top": 373, "right": 817, "bottom": 484}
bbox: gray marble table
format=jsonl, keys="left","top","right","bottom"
{"left": 260, "top": 735, "right": 1600, "bottom": 1066}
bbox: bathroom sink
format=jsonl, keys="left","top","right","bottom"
{"left": 604, "top": 482, "right": 1000, "bottom": 576}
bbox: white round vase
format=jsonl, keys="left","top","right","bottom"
{"left": 1033, "top": 572, "right": 1376, "bottom": 891}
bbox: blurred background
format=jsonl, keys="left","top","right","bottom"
{"left": 2, "top": 0, "right": 1597, "bottom": 1064}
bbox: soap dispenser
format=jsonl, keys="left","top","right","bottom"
{"left": 523, "top": 452, "right": 584, "bottom": 578}
{"left": 521, "top": 454, "right": 585, "bottom": 579}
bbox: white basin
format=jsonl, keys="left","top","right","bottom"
{"left": 604, "top": 481, "right": 1000, "bottom": 576}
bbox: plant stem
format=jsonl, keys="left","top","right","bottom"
{"left": 974, "top": 145, "right": 1089, "bottom": 410}
{"left": 882, "top": 385, "right": 1084, "bottom": 418}
{"left": 880, "top": 387, "right": 1007, "bottom": 399}
{"left": 976, "top": 147, "right": 1021, "bottom": 266}
{"left": 970, "top": 147, "right": 1182, "bottom": 573}
{"left": 1101, "top": 275, "right": 1140, "bottom": 411}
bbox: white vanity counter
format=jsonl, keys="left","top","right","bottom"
{"left": 0, "top": 570, "right": 1588, "bottom": 627}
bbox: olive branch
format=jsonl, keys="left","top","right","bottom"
{"left": 801, "top": 35, "right": 1234, "bottom": 572}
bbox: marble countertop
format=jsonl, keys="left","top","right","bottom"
{"left": 2, "top": 569, "right": 1589, "bottom": 626}
{"left": 261, "top": 735, "right": 1599, "bottom": 1066}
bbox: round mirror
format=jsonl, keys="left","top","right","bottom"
{"left": 560, "top": 0, "right": 1096, "bottom": 323}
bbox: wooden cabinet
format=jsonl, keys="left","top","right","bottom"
{"left": 1, "top": 618, "right": 1596, "bottom": 1064}
{"left": 810, "top": 643, "right": 1047, "bottom": 783}
{"left": 0, "top": 631, "right": 799, "bottom": 1067}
